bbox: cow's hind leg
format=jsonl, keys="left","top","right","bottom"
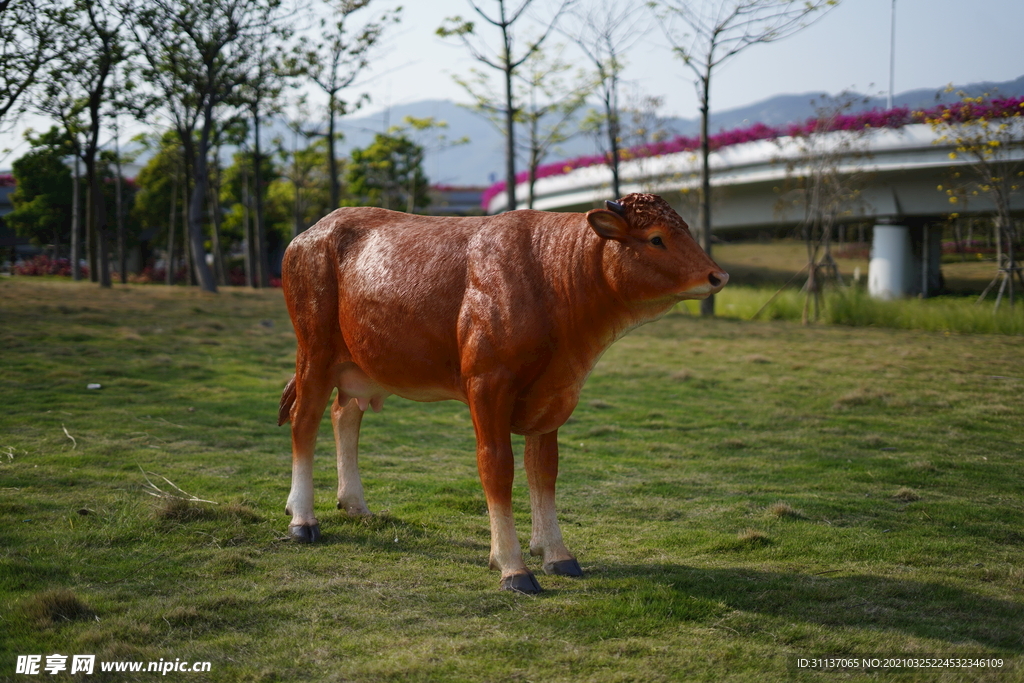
{"left": 285, "top": 355, "right": 334, "bottom": 542}
{"left": 332, "top": 396, "right": 371, "bottom": 516}
{"left": 525, "top": 430, "right": 582, "bottom": 577}
{"left": 466, "top": 376, "right": 541, "bottom": 594}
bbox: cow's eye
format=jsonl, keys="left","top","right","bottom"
{"left": 651, "top": 236, "right": 665, "bottom": 247}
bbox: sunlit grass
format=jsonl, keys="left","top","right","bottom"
{"left": 1, "top": 278, "right": 1022, "bottom": 682}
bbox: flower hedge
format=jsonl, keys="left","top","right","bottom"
{"left": 481, "top": 97, "right": 1024, "bottom": 210}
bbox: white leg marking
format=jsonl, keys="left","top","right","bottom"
{"left": 487, "top": 504, "right": 528, "bottom": 576}
{"left": 333, "top": 398, "right": 371, "bottom": 516}
{"left": 286, "top": 453, "right": 317, "bottom": 528}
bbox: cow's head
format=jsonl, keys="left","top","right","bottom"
{"left": 586, "top": 193, "right": 728, "bottom": 302}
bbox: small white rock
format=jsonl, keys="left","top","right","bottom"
{"left": 86, "top": 383, "right": 102, "bottom": 390}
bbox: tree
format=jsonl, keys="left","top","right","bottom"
{"left": 219, "top": 148, "right": 284, "bottom": 282}
{"left": 131, "top": 130, "right": 187, "bottom": 283}
{"left": 303, "top": 0, "right": 400, "bottom": 210}
{"left": 346, "top": 131, "right": 429, "bottom": 212}
{"left": 239, "top": 33, "right": 297, "bottom": 288}
{"left": 929, "top": 93, "right": 1024, "bottom": 310}
{"left": 563, "top": 0, "right": 647, "bottom": 199}
{"left": 277, "top": 105, "right": 332, "bottom": 239}
{"left": 516, "top": 46, "right": 590, "bottom": 208}
{"left": 129, "top": 0, "right": 286, "bottom": 292}
{"left": 7, "top": 128, "right": 73, "bottom": 253}
{"left": 438, "top": 0, "right": 572, "bottom": 212}
{"left": 653, "top": 0, "right": 838, "bottom": 315}
{"left": 37, "top": 0, "right": 130, "bottom": 289}
{"left": 0, "top": 0, "right": 64, "bottom": 129}
{"left": 776, "top": 95, "right": 870, "bottom": 324}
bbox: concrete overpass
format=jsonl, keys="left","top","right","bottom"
{"left": 485, "top": 124, "right": 1024, "bottom": 299}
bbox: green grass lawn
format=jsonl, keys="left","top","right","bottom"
{"left": 1, "top": 278, "right": 1023, "bottom": 682}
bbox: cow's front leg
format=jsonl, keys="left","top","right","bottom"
{"left": 332, "top": 396, "right": 371, "bottom": 516}
{"left": 466, "top": 377, "right": 541, "bottom": 594}
{"left": 285, "top": 363, "right": 333, "bottom": 542}
{"left": 525, "top": 431, "right": 582, "bottom": 577}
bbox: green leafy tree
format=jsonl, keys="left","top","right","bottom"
{"left": 131, "top": 132, "right": 181, "bottom": 240}
{"left": 275, "top": 126, "right": 332, "bottom": 239}
{"left": 346, "top": 132, "right": 429, "bottom": 212}
{"left": 128, "top": 0, "right": 287, "bottom": 292}
{"left": 36, "top": 0, "right": 130, "bottom": 288}
{"left": 7, "top": 128, "right": 73, "bottom": 252}
{"left": 0, "top": 0, "right": 64, "bottom": 128}
{"left": 219, "top": 149, "right": 287, "bottom": 281}
{"left": 303, "top": 0, "right": 400, "bottom": 210}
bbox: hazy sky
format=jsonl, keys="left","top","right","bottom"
{"left": 3, "top": 0, "right": 1023, "bottom": 164}
{"left": 365, "top": 0, "right": 1024, "bottom": 118}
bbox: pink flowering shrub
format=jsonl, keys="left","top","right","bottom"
{"left": 13, "top": 255, "right": 87, "bottom": 278}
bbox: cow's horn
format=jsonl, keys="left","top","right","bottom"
{"left": 605, "top": 200, "right": 626, "bottom": 216}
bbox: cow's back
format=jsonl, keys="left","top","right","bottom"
{"left": 283, "top": 207, "right": 491, "bottom": 401}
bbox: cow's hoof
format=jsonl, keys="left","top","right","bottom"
{"left": 544, "top": 558, "right": 583, "bottom": 577}
{"left": 288, "top": 523, "right": 321, "bottom": 543}
{"left": 500, "top": 571, "right": 543, "bottom": 594}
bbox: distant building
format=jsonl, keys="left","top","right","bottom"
{"left": 428, "top": 185, "right": 485, "bottom": 216}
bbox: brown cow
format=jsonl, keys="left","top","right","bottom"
{"left": 278, "top": 193, "right": 727, "bottom": 593}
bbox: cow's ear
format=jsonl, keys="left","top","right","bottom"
{"left": 586, "top": 209, "right": 630, "bottom": 241}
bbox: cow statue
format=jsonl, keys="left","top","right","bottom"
{"left": 278, "top": 193, "right": 728, "bottom": 593}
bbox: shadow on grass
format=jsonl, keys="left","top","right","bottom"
{"left": 592, "top": 563, "right": 1024, "bottom": 652}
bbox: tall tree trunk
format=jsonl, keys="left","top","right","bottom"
{"left": 253, "top": 111, "right": 270, "bottom": 288}
{"left": 166, "top": 165, "right": 178, "bottom": 286}
{"left": 698, "top": 70, "right": 714, "bottom": 317}
{"left": 115, "top": 139, "right": 126, "bottom": 284}
{"left": 71, "top": 156, "right": 82, "bottom": 281}
{"left": 327, "top": 94, "right": 340, "bottom": 210}
{"left": 94, "top": 182, "right": 111, "bottom": 288}
{"left": 527, "top": 119, "right": 539, "bottom": 210}
{"left": 292, "top": 156, "right": 302, "bottom": 239}
{"left": 503, "top": 60, "right": 517, "bottom": 212}
{"left": 606, "top": 80, "right": 621, "bottom": 199}
{"left": 208, "top": 153, "right": 227, "bottom": 286}
{"left": 86, "top": 185, "right": 96, "bottom": 282}
{"left": 84, "top": 156, "right": 110, "bottom": 288}
{"left": 183, "top": 110, "right": 217, "bottom": 293}
{"left": 242, "top": 168, "right": 255, "bottom": 288}
{"left": 182, "top": 173, "right": 194, "bottom": 286}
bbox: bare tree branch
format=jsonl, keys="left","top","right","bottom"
{"left": 652, "top": 0, "right": 839, "bottom": 316}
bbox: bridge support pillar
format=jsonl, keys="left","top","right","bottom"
{"left": 869, "top": 223, "right": 943, "bottom": 299}
{"left": 869, "top": 224, "right": 910, "bottom": 299}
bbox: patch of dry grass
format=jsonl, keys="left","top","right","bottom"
{"left": 766, "top": 502, "right": 806, "bottom": 519}
{"left": 20, "top": 589, "right": 95, "bottom": 627}
{"left": 893, "top": 487, "right": 922, "bottom": 503}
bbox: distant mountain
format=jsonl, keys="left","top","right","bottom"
{"left": 330, "top": 75, "right": 1024, "bottom": 187}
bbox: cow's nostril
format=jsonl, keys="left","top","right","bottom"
{"left": 708, "top": 273, "right": 721, "bottom": 287}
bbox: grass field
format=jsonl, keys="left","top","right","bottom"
{"left": 1, "top": 278, "right": 1023, "bottom": 682}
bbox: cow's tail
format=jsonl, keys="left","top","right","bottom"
{"left": 278, "top": 375, "right": 297, "bottom": 426}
